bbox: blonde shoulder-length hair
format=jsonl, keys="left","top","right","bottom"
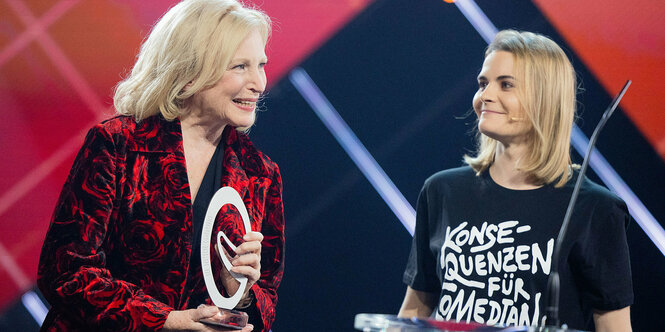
{"left": 114, "top": 0, "right": 271, "bottom": 122}
{"left": 464, "top": 30, "right": 577, "bottom": 188}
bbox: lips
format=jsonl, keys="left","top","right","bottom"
{"left": 232, "top": 98, "right": 257, "bottom": 111}
{"left": 481, "top": 109, "right": 505, "bottom": 115}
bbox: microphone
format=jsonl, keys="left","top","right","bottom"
{"left": 543, "top": 80, "right": 631, "bottom": 327}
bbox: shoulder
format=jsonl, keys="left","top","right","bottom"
{"left": 257, "top": 147, "right": 280, "bottom": 178}
{"left": 575, "top": 177, "right": 630, "bottom": 230}
{"left": 86, "top": 115, "right": 138, "bottom": 144}
{"left": 579, "top": 177, "right": 626, "bottom": 211}
{"left": 67, "top": 116, "right": 137, "bottom": 174}
{"left": 94, "top": 114, "right": 183, "bottom": 152}
{"left": 76, "top": 115, "right": 133, "bottom": 150}
{"left": 423, "top": 166, "right": 477, "bottom": 193}
{"left": 232, "top": 130, "right": 281, "bottom": 178}
{"left": 91, "top": 115, "right": 141, "bottom": 137}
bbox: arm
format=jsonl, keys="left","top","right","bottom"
{"left": 401, "top": 181, "right": 440, "bottom": 318}
{"left": 398, "top": 287, "right": 438, "bottom": 318}
{"left": 245, "top": 164, "right": 285, "bottom": 331}
{"left": 572, "top": 193, "right": 633, "bottom": 331}
{"left": 593, "top": 306, "right": 631, "bottom": 332}
{"left": 37, "top": 124, "right": 172, "bottom": 331}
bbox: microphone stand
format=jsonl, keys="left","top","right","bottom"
{"left": 543, "top": 80, "right": 631, "bottom": 329}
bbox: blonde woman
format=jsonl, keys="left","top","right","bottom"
{"left": 399, "top": 30, "right": 632, "bottom": 331}
{"left": 37, "top": 1, "right": 283, "bottom": 331}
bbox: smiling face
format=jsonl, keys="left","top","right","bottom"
{"left": 473, "top": 50, "right": 531, "bottom": 145}
{"left": 190, "top": 29, "right": 268, "bottom": 128}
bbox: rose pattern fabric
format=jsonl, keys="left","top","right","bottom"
{"left": 38, "top": 115, "right": 285, "bottom": 331}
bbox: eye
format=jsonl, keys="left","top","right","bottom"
{"left": 501, "top": 81, "right": 514, "bottom": 89}
{"left": 478, "top": 81, "right": 488, "bottom": 89}
{"left": 259, "top": 61, "right": 268, "bottom": 69}
{"left": 231, "top": 64, "right": 246, "bottom": 70}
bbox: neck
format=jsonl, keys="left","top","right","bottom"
{"left": 179, "top": 107, "right": 226, "bottom": 145}
{"left": 490, "top": 141, "right": 541, "bottom": 190}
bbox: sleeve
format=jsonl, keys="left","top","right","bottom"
{"left": 37, "top": 124, "right": 173, "bottom": 331}
{"left": 573, "top": 196, "right": 634, "bottom": 311}
{"left": 242, "top": 163, "right": 285, "bottom": 331}
{"left": 403, "top": 181, "right": 440, "bottom": 293}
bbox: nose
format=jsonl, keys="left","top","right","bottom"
{"left": 248, "top": 67, "right": 267, "bottom": 94}
{"left": 479, "top": 83, "right": 496, "bottom": 103}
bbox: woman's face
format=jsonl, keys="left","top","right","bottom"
{"left": 191, "top": 29, "right": 267, "bottom": 127}
{"left": 472, "top": 50, "right": 530, "bottom": 144}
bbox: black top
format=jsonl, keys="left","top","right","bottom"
{"left": 189, "top": 140, "right": 225, "bottom": 282}
{"left": 183, "top": 140, "right": 225, "bottom": 310}
{"left": 403, "top": 166, "right": 633, "bottom": 330}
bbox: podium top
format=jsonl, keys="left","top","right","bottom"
{"left": 353, "top": 314, "right": 584, "bottom": 332}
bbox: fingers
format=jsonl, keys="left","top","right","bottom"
{"left": 244, "top": 231, "right": 264, "bottom": 242}
{"left": 231, "top": 254, "right": 261, "bottom": 282}
{"left": 231, "top": 252, "right": 260, "bottom": 268}
{"left": 195, "top": 306, "right": 254, "bottom": 332}
{"left": 216, "top": 231, "right": 263, "bottom": 286}
{"left": 234, "top": 231, "right": 263, "bottom": 255}
{"left": 192, "top": 305, "right": 221, "bottom": 321}
{"left": 234, "top": 241, "right": 261, "bottom": 256}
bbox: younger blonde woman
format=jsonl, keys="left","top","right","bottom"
{"left": 399, "top": 30, "right": 632, "bottom": 331}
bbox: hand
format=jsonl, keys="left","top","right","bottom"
{"left": 162, "top": 305, "right": 254, "bottom": 331}
{"left": 219, "top": 231, "right": 263, "bottom": 306}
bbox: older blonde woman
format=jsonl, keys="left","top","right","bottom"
{"left": 37, "top": 1, "right": 283, "bottom": 331}
{"left": 399, "top": 30, "right": 632, "bottom": 331}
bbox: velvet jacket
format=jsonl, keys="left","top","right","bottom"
{"left": 37, "top": 115, "right": 284, "bottom": 331}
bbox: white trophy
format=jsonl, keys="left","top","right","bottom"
{"left": 200, "top": 187, "right": 252, "bottom": 329}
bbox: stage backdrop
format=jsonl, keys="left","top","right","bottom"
{"left": 0, "top": 0, "right": 663, "bottom": 331}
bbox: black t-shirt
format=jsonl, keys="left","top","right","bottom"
{"left": 403, "top": 166, "right": 633, "bottom": 330}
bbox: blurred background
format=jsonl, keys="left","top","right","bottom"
{"left": 1, "top": 0, "right": 664, "bottom": 330}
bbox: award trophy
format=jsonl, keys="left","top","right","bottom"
{"left": 199, "top": 187, "right": 252, "bottom": 329}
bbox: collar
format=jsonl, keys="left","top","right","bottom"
{"left": 126, "top": 115, "right": 271, "bottom": 191}
{"left": 127, "top": 115, "right": 183, "bottom": 153}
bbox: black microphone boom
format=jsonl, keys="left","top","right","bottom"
{"left": 543, "top": 80, "right": 631, "bottom": 328}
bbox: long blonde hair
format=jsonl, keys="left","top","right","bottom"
{"left": 114, "top": 0, "right": 271, "bottom": 122}
{"left": 464, "top": 30, "right": 577, "bottom": 187}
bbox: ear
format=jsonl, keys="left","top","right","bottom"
{"left": 182, "top": 81, "right": 194, "bottom": 93}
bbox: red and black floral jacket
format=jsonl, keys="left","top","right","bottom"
{"left": 37, "top": 115, "right": 284, "bottom": 331}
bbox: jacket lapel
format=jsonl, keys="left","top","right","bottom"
{"left": 220, "top": 127, "right": 272, "bottom": 228}
{"left": 127, "top": 117, "right": 271, "bottom": 234}
{"left": 220, "top": 127, "right": 250, "bottom": 201}
{"left": 127, "top": 115, "right": 192, "bottom": 212}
